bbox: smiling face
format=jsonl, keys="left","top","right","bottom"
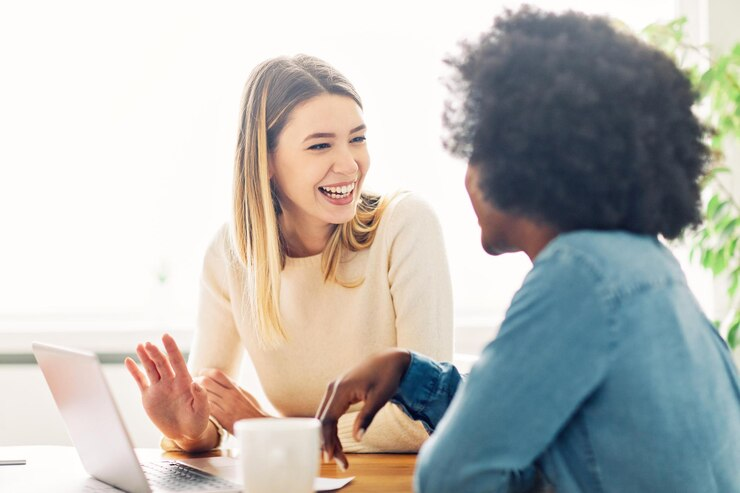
{"left": 269, "top": 94, "right": 369, "bottom": 235}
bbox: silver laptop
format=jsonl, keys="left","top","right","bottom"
{"left": 32, "top": 341, "right": 241, "bottom": 493}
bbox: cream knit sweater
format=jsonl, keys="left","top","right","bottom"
{"left": 186, "top": 192, "right": 453, "bottom": 452}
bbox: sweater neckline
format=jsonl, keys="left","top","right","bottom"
{"left": 285, "top": 252, "right": 323, "bottom": 266}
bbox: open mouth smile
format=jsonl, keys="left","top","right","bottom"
{"left": 318, "top": 181, "right": 356, "bottom": 200}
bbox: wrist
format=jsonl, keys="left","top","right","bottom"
{"left": 173, "top": 419, "right": 219, "bottom": 452}
{"left": 393, "top": 349, "right": 412, "bottom": 376}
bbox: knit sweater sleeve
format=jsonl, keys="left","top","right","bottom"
{"left": 386, "top": 193, "right": 453, "bottom": 362}
{"left": 187, "top": 224, "right": 244, "bottom": 378}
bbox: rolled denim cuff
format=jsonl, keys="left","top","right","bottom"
{"left": 391, "top": 351, "right": 462, "bottom": 433}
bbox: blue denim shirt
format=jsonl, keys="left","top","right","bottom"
{"left": 393, "top": 231, "right": 740, "bottom": 493}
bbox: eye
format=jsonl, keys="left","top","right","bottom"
{"left": 351, "top": 135, "right": 367, "bottom": 144}
{"left": 308, "top": 143, "right": 331, "bottom": 150}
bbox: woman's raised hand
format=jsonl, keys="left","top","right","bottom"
{"left": 124, "top": 334, "right": 211, "bottom": 445}
{"left": 196, "top": 369, "right": 270, "bottom": 434}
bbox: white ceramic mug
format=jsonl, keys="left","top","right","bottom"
{"left": 235, "top": 417, "right": 320, "bottom": 493}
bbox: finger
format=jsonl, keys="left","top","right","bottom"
{"left": 321, "top": 418, "right": 339, "bottom": 462}
{"left": 200, "top": 377, "right": 225, "bottom": 399}
{"left": 315, "top": 375, "right": 344, "bottom": 421}
{"left": 318, "top": 376, "right": 352, "bottom": 423}
{"left": 144, "top": 342, "right": 176, "bottom": 380}
{"left": 136, "top": 344, "right": 161, "bottom": 383}
{"left": 317, "top": 380, "right": 342, "bottom": 463}
{"left": 315, "top": 384, "right": 332, "bottom": 421}
{"left": 199, "top": 368, "right": 235, "bottom": 390}
{"left": 239, "top": 387, "right": 260, "bottom": 407}
{"left": 204, "top": 387, "right": 226, "bottom": 407}
{"left": 321, "top": 420, "right": 349, "bottom": 471}
{"left": 190, "top": 381, "right": 210, "bottom": 414}
{"left": 161, "top": 333, "right": 190, "bottom": 382}
{"left": 333, "top": 440, "right": 348, "bottom": 471}
{"left": 353, "top": 390, "right": 387, "bottom": 442}
{"left": 124, "top": 357, "right": 149, "bottom": 392}
{"left": 210, "top": 406, "right": 235, "bottom": 435}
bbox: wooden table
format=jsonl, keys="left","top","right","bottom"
{"left": 0, "top": 446, "right": 416, "bottom": 492}
{"left": 319, "top": 453, "right": 416, "bottom": 492}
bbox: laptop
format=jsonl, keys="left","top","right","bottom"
{"left": 32, "top": 341, "right": 241, "bottom": 493}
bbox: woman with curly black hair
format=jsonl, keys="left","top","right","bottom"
{"left": 316, "top": 7, "right": 740, "bottom": 493}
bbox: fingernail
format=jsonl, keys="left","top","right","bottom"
{"left": 356, "top": 428, "right": 365, "bottom": 441}
{"left": 334, "top": 458, "right": 346, "bottom": 472}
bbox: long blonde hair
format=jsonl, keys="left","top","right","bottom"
{"left": 232, "top": 55, "right": 389, "bottom": 348}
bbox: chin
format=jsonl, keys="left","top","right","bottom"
{"left": 323, "top": 209, "right": 356, "bottom": 226}
{"left": 483, "top": 243, "right": 504, "bottom": 256}
{"left": 482, "top": 238, "right": 513, "bottom": 256}
{"left": 329, "top": 202, "right": 360, "bottom": 224}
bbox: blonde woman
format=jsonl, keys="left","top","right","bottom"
{"left": 125, "top": 55, "right": 453, "bottom": 455}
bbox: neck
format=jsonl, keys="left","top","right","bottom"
{"left": 517, "top": 219, "right": 559, "bottom": 261}
{"left": 278, "top": 212, "right": 335, "bottom": 258}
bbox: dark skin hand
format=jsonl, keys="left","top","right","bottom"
{"left": 315, "top": 348, "right": 412, "bottom": 470}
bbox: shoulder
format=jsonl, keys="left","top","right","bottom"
{"left": 534, "top": 231, "right": 615, "bottom": 282}
{"left": 371, "top": 192, "right": 448, "bottom": 263}
{"left": 538, "top": 231, "right": 682, "bottom": 289}
{"left": 384, "top": 191, "right": 438, "bottom": 219}
{"left": 543, "top": 230, "right": 655, "bottom": 259}
{"left": 503, "top": 233, "right": 616, "bottom": 339}
{"left": 203, "top": 223, "right": 240, "bottom": 273}
{"left": 204, "top": 223, "right": 230, "bottom": 258}
{"left": 379, "top": 192, "right": 443, "bottom": 236}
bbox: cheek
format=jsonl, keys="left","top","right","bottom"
{"left": 480, "top": 213, "right": 498, "bottom": 240}
{"left": 468, "top": 188, "right": 486, "bottom": 220}
{"left": 357, "top": 152, "right": 370, "bottom": 177}
{"left": 274, "top": 168, "right": 317, "bottom": 204}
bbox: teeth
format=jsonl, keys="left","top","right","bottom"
{"left": 320, "top": 182, "right": 356, "bottom": 196}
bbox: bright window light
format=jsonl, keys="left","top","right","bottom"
{"left": 0, "top": 0, "right": 679, "bottom": 331}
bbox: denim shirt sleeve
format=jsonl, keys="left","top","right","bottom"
{"left": 413, "top": 247, "right": 612, "bottom": 493}
{"left": 391, "top": 351, "right": 463, "bottom": 433}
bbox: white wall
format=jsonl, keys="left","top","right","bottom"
{"left": 1, "top": 0, "right": 690, "bottom": 446}
{"left": 0, "top": 0, "right": 676, "bottom": 332}
{"left": 0, "top": 364, "right": 161, "bottom": 447}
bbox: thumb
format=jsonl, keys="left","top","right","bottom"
{"left": 192, "top": 380, "right": 205, "bottom": 394}
{"left": 191, "top": 381, "right": 208, "bottom": 406}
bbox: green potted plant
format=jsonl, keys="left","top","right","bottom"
{"left": 641, "top": 18, "right": 740, "bottom": 355}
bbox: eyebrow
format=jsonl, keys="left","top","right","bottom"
{"left": 302, "top": 124, "right": 366, "bottom": 143}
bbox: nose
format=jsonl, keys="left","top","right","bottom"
{"left": 332, "top": 145, "right": 359, "bottom": 176}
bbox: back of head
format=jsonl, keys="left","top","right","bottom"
{"left": 444, "top": 7, "right": 709, "bottom": 239}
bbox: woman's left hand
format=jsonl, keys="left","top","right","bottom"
{"left": 196, "top": 368, "right": 270, "bottom": 434}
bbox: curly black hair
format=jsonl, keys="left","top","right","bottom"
{"left": 443, "top": 7, "right": 709, "bottom": 239}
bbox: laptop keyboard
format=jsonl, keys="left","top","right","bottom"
{"left": 141, "top": 460, "right": 240, "bottom": 492}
